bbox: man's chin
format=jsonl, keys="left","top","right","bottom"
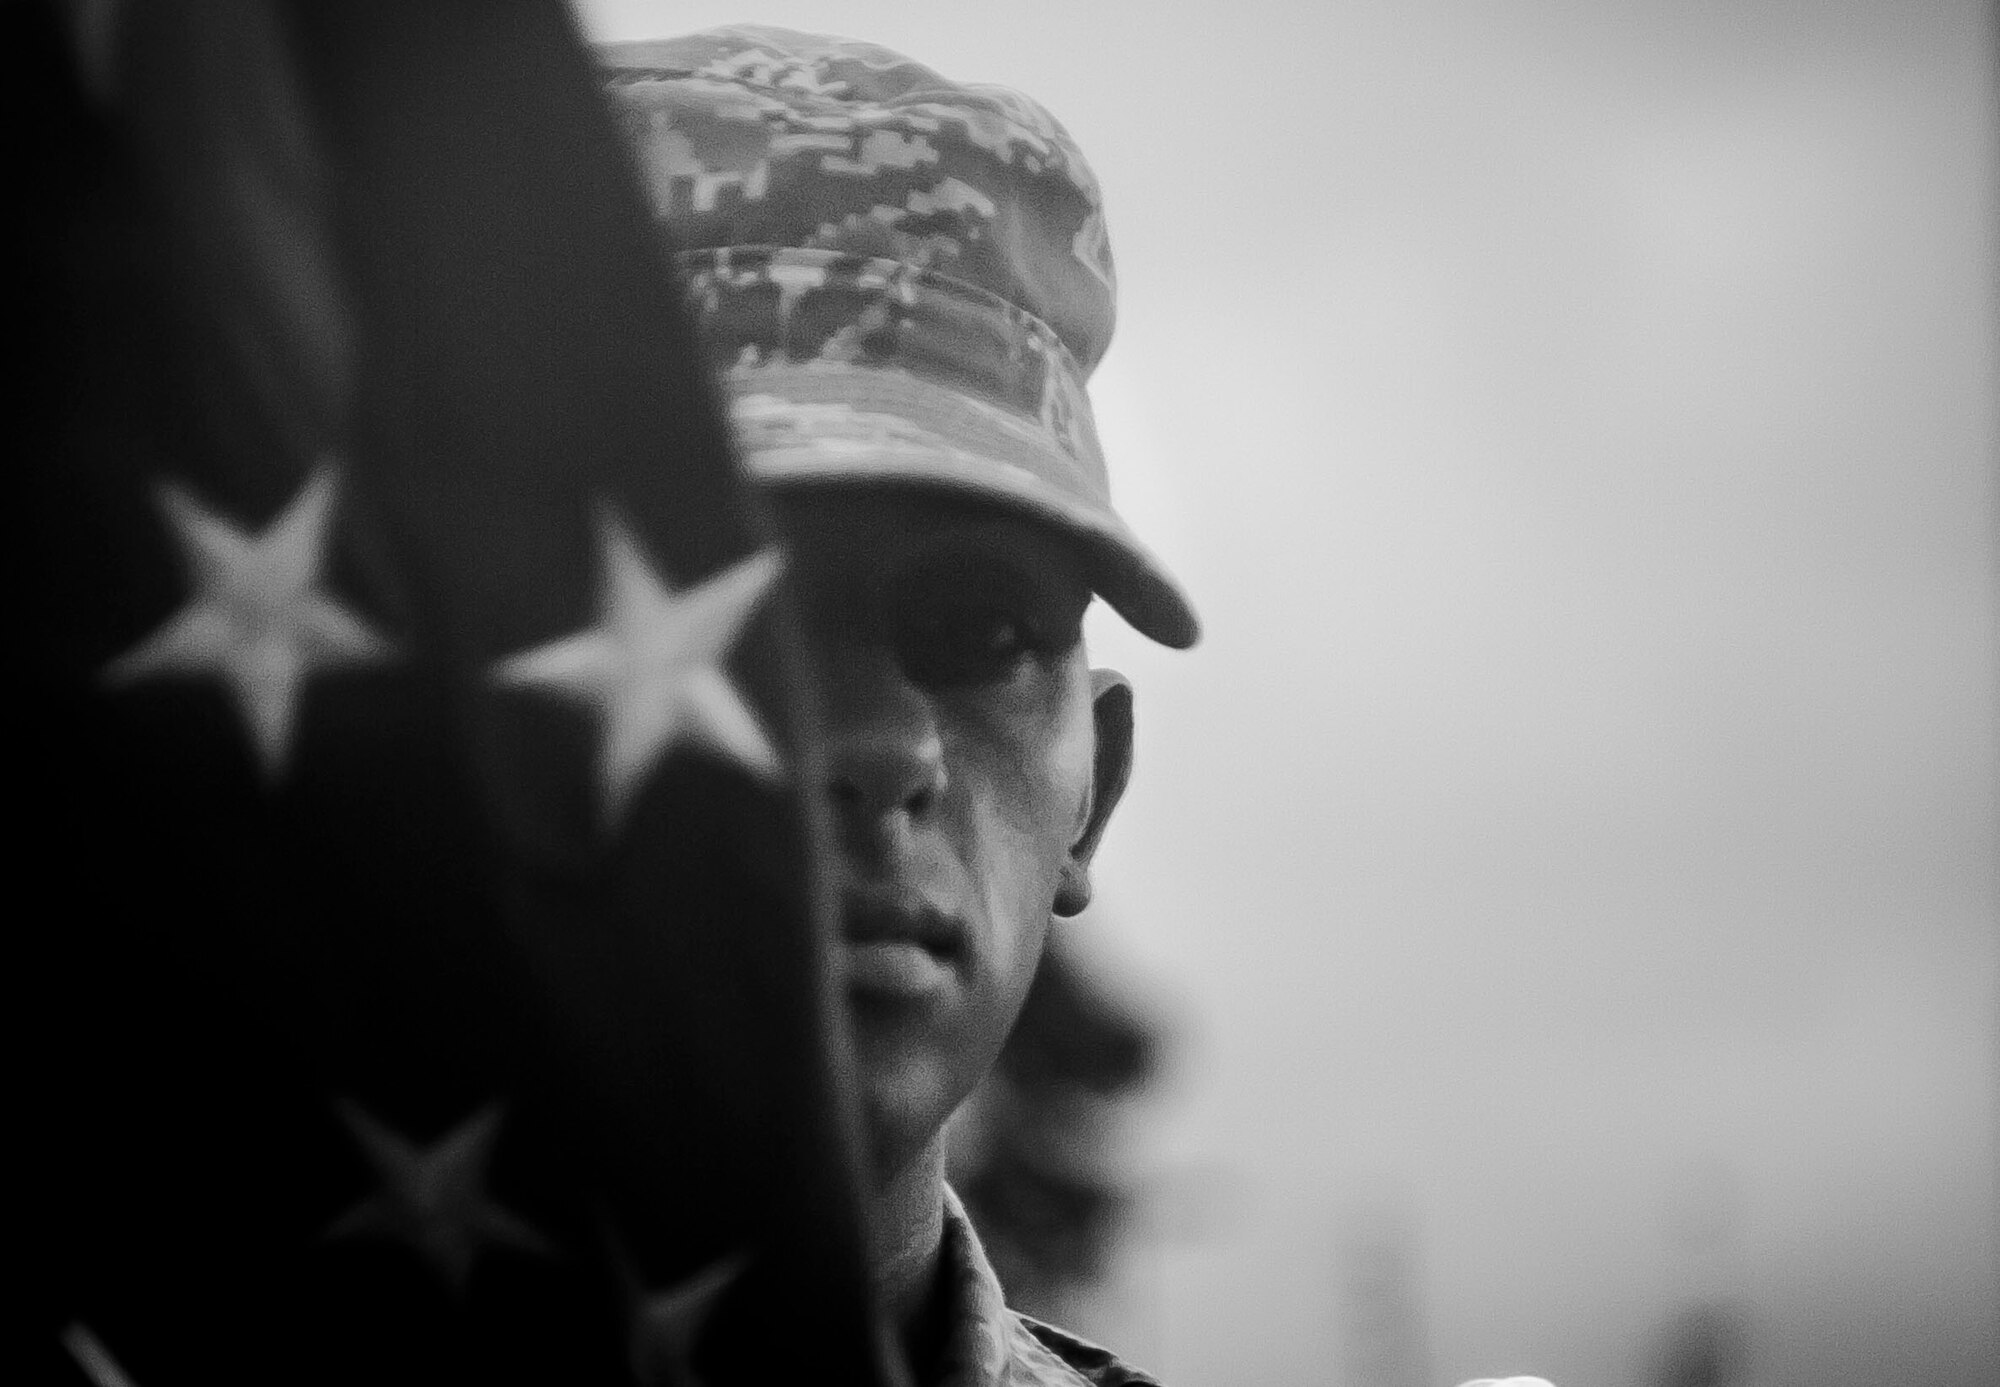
{"left": 843, "top": 1027, "right": 965, "bottom": 1175}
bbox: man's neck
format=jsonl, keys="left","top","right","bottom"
{"left": 871, "top": 1135, "right": 951, "bottom": 1375}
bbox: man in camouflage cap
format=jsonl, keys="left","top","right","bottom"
{"left": 599, "top": 26, "right": 1196, "bottom": 1385}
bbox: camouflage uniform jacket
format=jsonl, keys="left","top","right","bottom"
{"left": 935, "top": 1187, "right": 1160, "bottom": 1387}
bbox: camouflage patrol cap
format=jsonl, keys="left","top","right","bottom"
{"left": 597, "top": 25, "right": 1199, "bottom": 648}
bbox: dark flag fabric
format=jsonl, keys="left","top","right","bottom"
{"left": 18, "top": 1, "right": 894, "bottom": 1383}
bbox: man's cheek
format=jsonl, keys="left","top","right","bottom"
{"left": 967, "top": 797, "right": 1063, "bottom": 941}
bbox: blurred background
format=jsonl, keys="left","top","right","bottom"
{"left": 581, "top": 3, "right": 1996, "bottom": 1383}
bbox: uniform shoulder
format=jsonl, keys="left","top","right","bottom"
{"left": 1013, "top": 1312, "right": 1164, "bottom": 1386}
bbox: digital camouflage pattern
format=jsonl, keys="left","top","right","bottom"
{"left": 936, "top": 1188, "right": 1162, "bottom": 1387}
{"left": 596, "top": 26, "right": 1198, "bottom": 650}
{"left": 596, "top": 25, "right": 1114, "bottom": 362}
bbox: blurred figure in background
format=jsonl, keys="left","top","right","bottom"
{"left": 949, "top": 926, "right": 1167, "bottom": 1323}
{"left": 1650, "top": 1302, "right": 1751, "bottom": 1387}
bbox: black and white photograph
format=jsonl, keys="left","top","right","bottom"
{"left": 22, "top": 2, "right": 1996, "bottom": 1384}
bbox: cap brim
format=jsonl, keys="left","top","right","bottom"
{"left": 725, "top": 376, "right": 1200, "bottom": 649}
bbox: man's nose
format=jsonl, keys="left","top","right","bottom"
{"left": 817, "top": 646, "right": 948, "bottom": 827}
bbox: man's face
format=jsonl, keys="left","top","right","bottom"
{"left": 770, "top": 489, "right": 1133, "bottom": 1173}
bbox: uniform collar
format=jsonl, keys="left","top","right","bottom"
{"left": 929, "top": 1185, "right": 1091, "bottom": 1387}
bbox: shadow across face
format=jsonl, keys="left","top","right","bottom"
{"left": 768, "top": 487, "right": 1130, "bottom": 1174}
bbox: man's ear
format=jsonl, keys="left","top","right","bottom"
{"left": 1055, "top": 668, "right": 1135, "bottom": 918}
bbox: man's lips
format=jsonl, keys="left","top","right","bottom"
{"left": 839, "top": 887, "right": 965, "bottom": 956}
{"left": 839, "top": 888, "right": 965, "bottom": 999}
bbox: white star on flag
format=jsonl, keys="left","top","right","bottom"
{"left": 492, "top": 508, "right": 784, "bottom": 820}
{"left": 103, "top": 463, "right": 393, "bottom": 778}
{"left": 629, "top": 1249, "right": 750, "bottom": 1386}
{"left": 58, "top": 0, "right": 125, "bottom": 106}
{"left": 59, "top": 1322, "right": 140, "bottom": 1387}
{"left": 326, "top": 1100, "right": 551, "bottom": 1295}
